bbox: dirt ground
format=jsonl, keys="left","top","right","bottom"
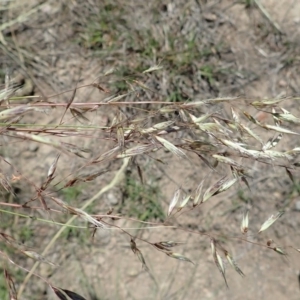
{"left": 1, "top": 1, "right": 300, "bottom": 299}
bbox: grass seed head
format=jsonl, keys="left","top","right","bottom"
{"left": 193, "top": 180, "right": 204, "bottom": 207}
{"left": 166, "top": 252, "right": 195, "bottom": 265}
{"left": 158, "top": 241, "right": 185, "bottom": 248}
{"left": 51, "top": 286, "right": 87, "bottom": 300}
{"left": 225, "top": 252, "right": 245, "bottom": 277}
{"left": 258, "top": 211, "right": 284, "bottom": 233}
{"left": 156, "top": 135, "right": 187, "bottom": 159}
{"left": 168, "top": 188, "right": 181, "bottom": 216}
{"left": 178, "top": 194, "right": 191, "bottom": 211}
{"left": 273, "top": 247, "right": 286, "bottom": 256}
{"left": 47, "top": 154, "right": 60, "bottom": 179}
{"left": 241, "top": 211, "right": 249, "bottom": 234}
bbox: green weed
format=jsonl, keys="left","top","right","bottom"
{"left": 121, "top": 172, "right": 165, "bottom": 221}
{"left": 60, "top": 186, "right": 83, "bottom": 204}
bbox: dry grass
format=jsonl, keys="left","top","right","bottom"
{"left": 1, "top": 73, "right": 300, "bottom": 299}
{"left": 0, "top": 0, "right": 300, "bottom": 299}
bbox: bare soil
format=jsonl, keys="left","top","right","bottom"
{"left": 1, "top": 1, "right": 300, "bottom": 300}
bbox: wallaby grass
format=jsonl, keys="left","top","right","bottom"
{"left": 1, "top": 71, "right": 300, "bottom": 300}
{"left": 0, "top": 0, "right": 300, "bottom": 299}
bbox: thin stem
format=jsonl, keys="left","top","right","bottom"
{"left": 17, "top": 157, "right": 130, "bottom": 298}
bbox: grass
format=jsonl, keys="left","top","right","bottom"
{"left": 60, "top": 185, "right": 83, "bottom": 204}
{"left": 72, "top": 0, "right": 236, "bottom": 101}
{"left": 0, "top": 0, "right": 300, "bottom": 299}
{"left": 5, "top": 81, "right": 298, "bottom": 298}
{"left": 121, "top": 173, "right": 165, "bottom": 221}
{"left": 0, "top": 274, "right": 7, "bottom": 300}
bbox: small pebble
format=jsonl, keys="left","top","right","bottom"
{"left": 28, "top": 144, "right": 39, "bottom": 152}
{"left": 107, "top": 192, "right": 118, "bottom": 205}
{"left": 295, "top": 201, "right": 300, "bottom": 211}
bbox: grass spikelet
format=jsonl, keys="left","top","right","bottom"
{"left": 181, "top": 101, "right": 205, "bottom": 108}
{"left": 243, "top": 112, "right": 261, "bottom": 125}
{"left": 117, "top": 144, "right": 157, "bottom": 158}
{"left": 155, "top": 136, "right": 186, "bottom": 159}
{"left": 251, "top": 99, "right": 283, "bottom": 108}
{"left": 0, "top": 106, "right": 36, "bottom": 121}
{"left": 47, "top": 154, "right": 60, "bottom": 179}
{"left": 212, "top": 154, "right": 243, "bottom": 169}
{"left": 211, "top": 239, "right": 228, "bottom": 287}
{"left": 156, "top": 241, "right": 185, "bottom": 249}
{"left": 131, "top": 80, "right": 152, "bottom": 91}
{"left": 272, "top": 111, "right": 300, "bottom": 124}
{"left": 193, "top": 180, "right": 204, "bottom": 207}
{"left": 51, "top": 286, "right": 87, "bottom": 300}
{"left": 22, "top": 251, "right": 56, "bottom": 266}
{"left": 52, "top": 197, "right": 106, "bottom": 228}
{"left": 225, "top": 252, "right": 245, "bottom": 277}
{"left": 198, "top": 123, "right": 224, "bottom": 133}
{"left": 203, "top": 176, "right": 237, "bottom": 203}
{"left": 273, "top": 247, "right": 286, "bottom": 256}
{"left": 220, "top": 139, "right": 248, "bottom": 153}
{"left": 285, "top": 168, "right": 295, "bottom": 183}
{"left": 189, "top": 113, "right": 212, "bottom": 124}
{"left": 179, "top": 109, "right": 188, "bottom": 122}
{"left": 178, "top": 194, "right": 191, "bottom": 211}
{"left": 217, "top": 254, "right": 225, "bottom": 276}
{"left": 263, "top": 150, "right": 291, "bottom": 160}
{"left": 91, "top": 83, "right": 110, "bottom": 93}
{"left": 93, "top": 146, "right": 120, "bottom": 163}
{"left": 105, "top": 93, "right": 129, "bottom": 103}
{"left": 218, "top": 177, "right": 238, "bottom": 193}
{"left": 241, "top": 211, "right": 249, "bottom": 234}
{"left": 61, "top": 142, "right": 90, "bottom": 158}
{"left": 285, "top": 147, "right": 300, "bottom": 157}
{"left": 258, "top": 211, "right": 284, "bottom": 233}
{"left": 4, "top": 269, "right": 17, "bottom": 300}
{"left": 14, "top": 133, "right": 89, "bottom": 158}
{"left": 153, "top": 120, "right": 175, "bottom": 131}
{"left": 70, "top": 108, "right": 90, "bottom": 123}
{"left": 262, "top": 134, "right": 283, "bottom": 151}
{"left": 60, "top": 88, "right": 76, "bottom": 125}
{"left": 74, "top": 208, "right": 107, "bottom": 228}
{"left": 135, "top": 248, "right": 149, "bottom": 271}
{"left": 168, "top": 188, "right": 181, "bottom": 216}
{"left": 141, "top": 121, "right": 174, "bottom": 134}
{"left": 166, "top": 252, "right": 195, "bottom": 265}
{"left": 240, "top": 124, "right": 264, "bottom": 145}
{"left": 130, "top": 238, "right": 138, "bottom": 254}
{"left": 231, "top": 107, "right": 240, "bottom": 123}
{"left": 142, "top": 65, "right": 163, "bottom": 73}
{"left": 159, "top": 106, "right": 177, "bottom": 113}
{"left": 42, "top": 153, "right": 60, "bottom": 190}
{"left": 262, "top": 124, "right": 300, "bottom": 135}
{"left": 203, "top": 176, "right": 226, "bottom": 202}
{"left": 136, "top": 164, "right": 145, "bottom": 184}
{"left": 130, "top": 238, "right": 149, "bottom": 271}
